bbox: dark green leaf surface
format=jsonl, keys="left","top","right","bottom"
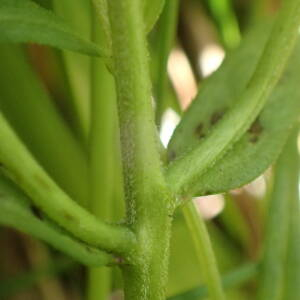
{"left": 168, "top": 23, "right": 300, "bottom": 196}
{"left": 0, "top": 174, "right": 113, "bottom": 267}
{"left": 143, "top": 0, "right": 165, "bottom": 33}
{"left": 0, "top": 0, "right": 107, "bottom": 56}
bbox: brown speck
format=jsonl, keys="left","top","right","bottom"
{"left": 210, "top": 111, "right": 225, "bottom": 126}
{"left": 63, "top": 212, "right": 78, "bottom": 223}
{"left": 248, "top": 118, "right": 263, "bottom": 143}
{"left": 34, "top": 174, "right": 51, "bottom": 191}
{"left": 194, "top": 123, "right": 206, "bottom": 139}
{"left": 168, "top": 150, "right": 176, "bottom": 162}
{"left": 250, "top": 136, "right": 259, "bottom": 144}
{"left": 248, "top": 118, "right": 263, "bottom": 135}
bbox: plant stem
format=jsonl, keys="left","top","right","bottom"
{"left": 52, "top": 0, "right": 92, "bottom": 142}
{"left": 182, "top": 201, "right": 226, "bottom": 300}
{"left": 257, "top": 126, "right": 300, "bottom": 299}
{"left": 0, "top": 112, "right": 135, "bottom": 255}
{"left": 107, "top": 0, "right": 173, "bottom": 299}
{"left": 204, "top": 0, "right": 241, "bottom": 49}
{"left": 284, "top": 126, "right": 300, "bottom": 299}
{"left": 256, "top": 134, "right": 294, "bottom": 299}
{"left": 154, "top": 0, "right": 180, "bottom": 126}
{"left": 87, "top": 9, "right": 117, "bottom": 300}
{"left": 0, "top": 175, "right": 112, "bottom": 267}
{"left": 166, "top": 0, "right": 300, "bottom": 197}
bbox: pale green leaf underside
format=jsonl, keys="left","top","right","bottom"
{"left": 0, "top": 174, "right": 113, "bottom": 267}
{"left": 0, "top": 0, "right": 107, "bottom": 57}
{"left": 143, "top": 0, "right": 165, "bottom": 33}
{"left": 168, "top": 23, "right": 300, "bottom": 196}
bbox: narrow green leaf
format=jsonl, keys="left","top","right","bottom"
{"left": 152, "top": 0, "right": 180, "bottom": 126}
{"left": 143, "top": 0, "right": 165, "bottom": 33}
{"left": 256, "top": 130, "right": 299, "bottom": 299}
{"left": 283, "top": 128, "right": 300, "bottom": 300}
{"left": 0, "top": 0, "right": 107, "bottom": 56}
{"left": 182, "top": 201, "right": 226, "bottom": 300}
{"left": 0, "top": 174, "right": 113, "bottom": 267}
{"left": 167, "top": 22, "right": 300, "bottom": 196}
{"left": 53, "top": 0, "right": 92, "bottom": 142}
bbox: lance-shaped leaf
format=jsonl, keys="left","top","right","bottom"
{"left": 0, "top": 174, "right": 113, "bottom": 267}
{"left": 0, "top": 0, "right": 107, "bottom": 56}
{"left": 143, "top": 0, "right": 165, "bottom": 33}
{"left": 283, "top": 128, "right": 300, "bottom": 300}
{"left": 167, "top": 22, "right": 300, "bottom": 197}
{"left": 256, "top": 129, "right": 299, "bottom": 300}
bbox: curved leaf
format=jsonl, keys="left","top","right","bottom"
{"left": 143, "top": 0, "right": 165, "bottom": 33}
{"left": 0, "top": 174, "right": 113, "bottom": 267}
{"left": 0, "top": 0, "right": 107, "bottom": 56}
{"left": 168, "top": 23, "right": 300, "bottom": 196}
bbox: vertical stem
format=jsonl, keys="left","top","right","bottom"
{"left": 52, "top": 0, "right": 92, "bottom": 142}
{"left": 258, "top": 127, "right": 300, "bottom": 299}
{"left": 284, "top": 127, "right": 300, "bottom": 299}
{"left": 154, "top": 0, "right": 180, "bottom": 126}
{"left": 87, "top": 9, "right": 118, "bottom": 300}
{"left": 107, "top": 0, "right": 173, "bottom": 299}
{"left": 182, "top": 201, "right": 226, "bottom": 300}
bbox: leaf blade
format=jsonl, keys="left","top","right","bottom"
{"left": 166, "top": 0, "right": 300, "bottom": 197}
{"left": 167, "top": 22, "right": 300, "bottom": 197}
{"left": 0, "top": 0, "right": 107, "bottom": 56}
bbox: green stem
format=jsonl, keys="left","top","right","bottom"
{"left": 284, "top": 127, "right": 300, "bottom": 299}
{"left": 204, "top": 0, "right": 241, "bottom": 49}
{"left": 154, "top": 0, "right": 180, "bottom": 126}
{"left": 166, "top": 0, "right": 300, "bottom": 198}
{"left": 257, "top": 126, "right": 300, "bottom": 299}
{"left": 87, "top": 9, "right": 117, "bottom": 300}
{"left": 0, "top": 113, "right": 135, "bottom": 255}
{"left": 52, "top": 0, "right": 92, "bottom": 142}
{"left": 182, "top": 201, "right": 226, "bottom": 300}
{"left": 107, "top": 0, "right": 173, "bottom": 299}
{"left": 0, "top": 174, "right": 113, "bottom": 267}
{"left": 256, "top": 131, "right": 298, "bottom": 299}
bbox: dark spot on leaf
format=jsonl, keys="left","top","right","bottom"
{"left": 250, "top": 136, "right": 259, "bottom": 143}
{"left": 210, "top": 111, "right": 225, "bottom": 126}
{"left": 114, "top": 256, "right": 125, "bottom": 265}
{"left": 194, "top": 123, "right": 206, "bottom": 139}
{"left": 168, "top": 150, "right": 176, "bottom": 161}
{"left": 248, "top": 118, "right": 263, "bottom": 143}
{"left": 34, "top": 174, "right": 51, "bottom": 191}
{"left": 85, "top": 246, "right": 96, "bottom": 254}
{"left": 248, "top": 118, "right": 263, "bottom": 135}
{"left": 63, "top": 212, "right": 78, "bottom": 223}
{"left": 30, "top": 205, "right": 43, "bottom": 220}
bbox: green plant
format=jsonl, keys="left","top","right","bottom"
{"left": 0, "top": 0, "right": 299, "bottom": 299}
